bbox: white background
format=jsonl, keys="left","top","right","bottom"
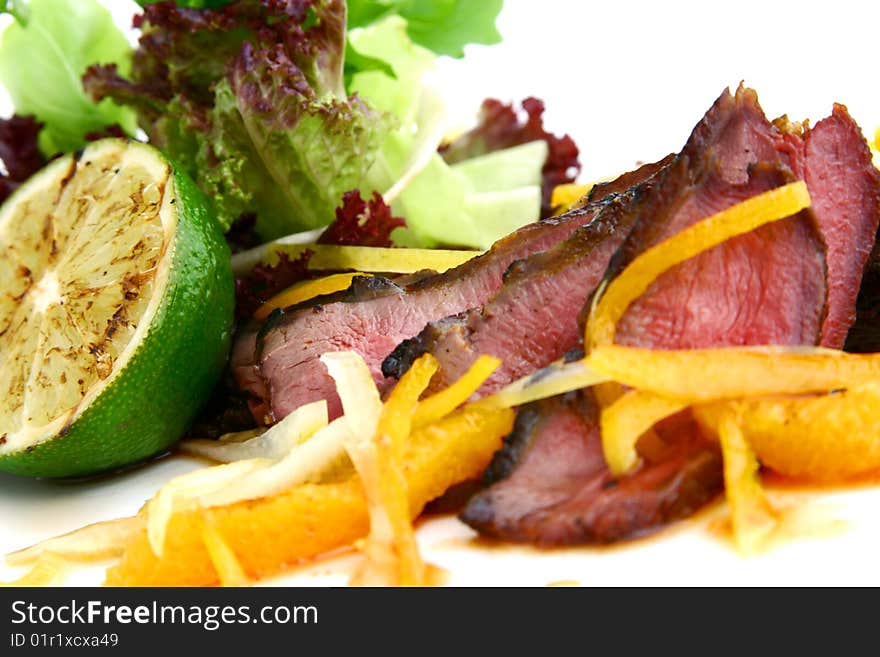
{"left": 440, "top": 0, "right": 880, "bottom": 183}
{"left": 3, "top": 0, "right": 880, "bottom": 586}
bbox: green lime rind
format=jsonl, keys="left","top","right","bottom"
{"left": 0, "top": 144, "right": 234, "bottom": 478}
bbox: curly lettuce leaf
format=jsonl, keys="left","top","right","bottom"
{"left": 217, "top": 41, "right": 390, "bottom": 236}
{"left": 86, "top": 0, "right": 391, "bottom": 237}
{"left": 0, "top": 0, "right": 137, "bottom": 156}
{"left": 85, "top": 0, "right": 510, "bottom": 245}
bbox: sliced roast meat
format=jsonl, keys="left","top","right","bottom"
{"left": 461, "top": 390, "right": 723, "bottom": 545}
{"left": 614, "top": 162, "right": 826, "bottom": 348}
{"left": 382, "top": 182, "right": 653, "bottom": 393}
{"left": 387, "top": 86, "right": 827, "bottom": 399}
{"left": 458, "top": 87, "right": 837, "bottom": 545}
{"left": 613, "top": 87, "right": 828, "bottom": 349}
{"left": 612, "top": 94, "right": 878, "bottom": 350}
{"left": 795, "top": 105, "right": 880, "bottom": 348}
{"left": 235, "top": 160, "right": 669, "bottom": 421}
{"left": 250, "top": 214, "right": 598, "bottom": 420}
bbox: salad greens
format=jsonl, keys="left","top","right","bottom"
{"left": 348, "top": 15, "right": 546, "bottom": 248}
{"left": 346, "top": 0, "right": 502, "bottom": 58}
{"left": 86, "top": 0, "right": 390, "bottom": 238}
{"left": 0, "top": 0, "right": 137, "bottom": 155}
{"left": 0, "top": 0, "right": 579, "bottom": 249}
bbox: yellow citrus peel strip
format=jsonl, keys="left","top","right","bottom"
{"left": 268, "top": 244, "right": 482, "bottom": 275}
{"left": 716, "top": 409, "right": 778, "bottom": 554}
{"left": 254, "top": 273, "right": 371, "bottom": 320}
{"left": 347, "top": 354, "right": 438, "bottom": 586}
{"left": 200, "top": 513, "right": 250, "bottom": 587}
{"left": 412, "top": 355, "right": 500, "bottom": 428}
{"left": 586, "top": 345, "right": 880, "bottom": 402}
{"left": 550, "top": 182, "right": 594, "bottom": 212}
{"left": 599, "top": 391, "right": 687, "bottom": 475}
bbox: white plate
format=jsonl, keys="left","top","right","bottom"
{"left": 3, "top": 0, "right": 880, "bottom": 586}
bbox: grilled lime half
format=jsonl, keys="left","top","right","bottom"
{"left": 0, "top": 139, "right": 234, "bottom": 478}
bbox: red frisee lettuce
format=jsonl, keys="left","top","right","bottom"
{"left": 0, "top": 115, "right": 46, "bottom": 205}
{"left": 318, "top": 189, "right": 405, "bottom": 247}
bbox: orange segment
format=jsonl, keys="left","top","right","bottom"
{"left": 105, "top": 406, "right": 514, "bottom": 586}
{"left": 701, "top": 384, "right": 880, "bottom": 481}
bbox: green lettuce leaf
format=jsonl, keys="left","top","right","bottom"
{"left": 349, "top": 15, "right": 544, "bottom": 249}
{"left": 0, "top": 0, "right": 137, "bottom": 156}
{"left": 346, "top": 0, "right": 503, "bottom": 58}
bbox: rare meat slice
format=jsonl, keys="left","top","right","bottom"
{"left": 247, "top": 209, "right": 601, "bottom": 421}
{"left": 460, "top": 391, "right": 723, "bottom": 545}
{"left": 614, "top": 163, "right": 826, "bottom": 348}
{"left": 236, "top": 163, "right": 670, "bottom": 422}
{"left": 612, "top": 94, "right": 878, "bottom": 350}
{"left": 382, "top": 183, "right": 651, "bottom": 393}
{"left": 794, "top": 105, "right": 880, "bottom": 348}
{"left": 613, "top": 87, "right": 828, "bottom": 349}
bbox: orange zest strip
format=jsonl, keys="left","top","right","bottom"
{"left": 716, "top": 409, "right": 778, "bottom": 554}
{"left": 199, "top": 513, "right": 250, "bottom": 587}
{"left": 586, "top": 344, "right": 880, "bottom": 402}
{"left": 600, "top": 390, "right": 687, "bottom": 475}
{"left": 412, "top": 355, "right": 500, "bottom": 428}
{"left": 550, "top": 182, "right": 594, "bottom": 212}
{"left": 255, "top": 273, "right": 369, "bottom": 320}
{"left": 349, "top": 354, "right": 438, "bottom": 586}
{"left": 268, "top": 244, "right": 482, "bottom": 275}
